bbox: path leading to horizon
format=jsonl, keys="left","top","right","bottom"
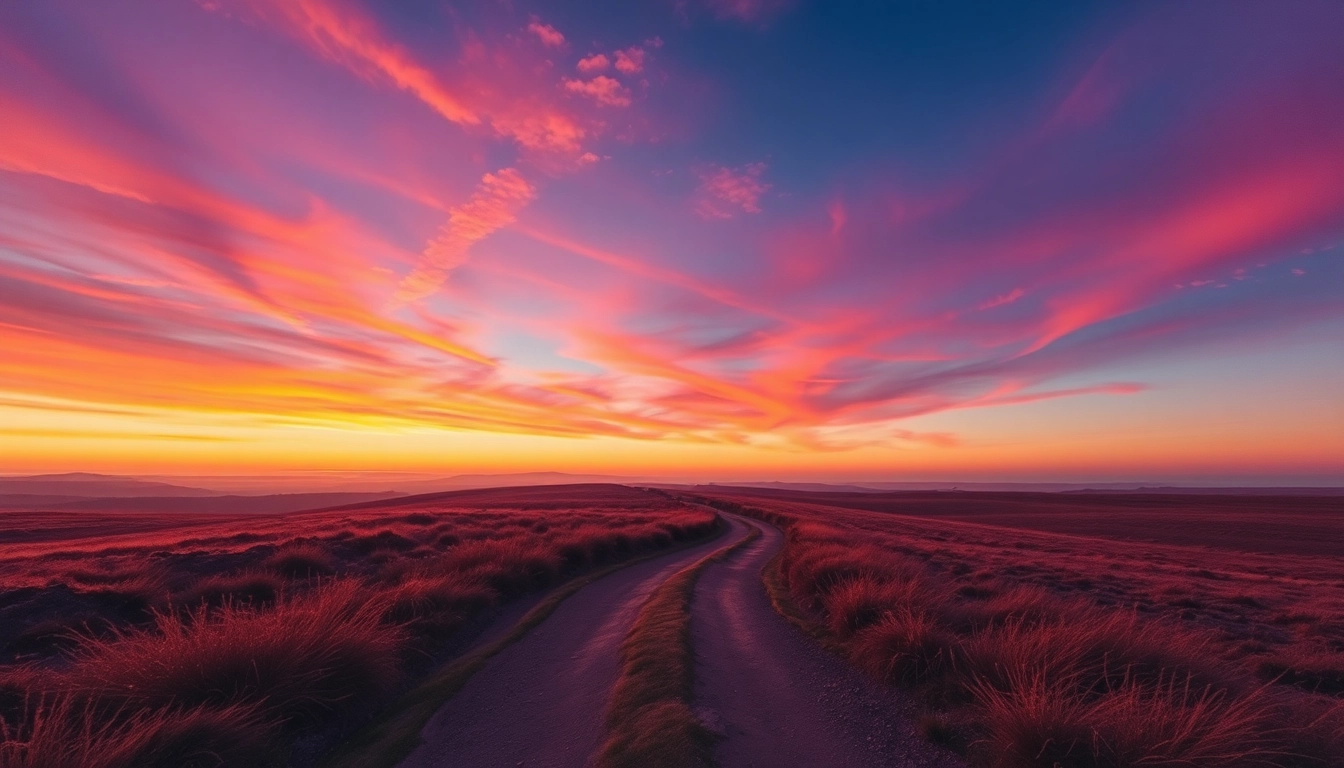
{"left": 399, "top": 510, "right": 963, "bottom": 768}
{"left": 398, "top": 516, "right": 753, "bottom": 768}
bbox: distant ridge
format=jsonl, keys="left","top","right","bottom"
{"left": 0, "top": 473, "right": 217, "bottom": 497}
{"left": 705, "top": 481, "right": 1344, "bottom": 495}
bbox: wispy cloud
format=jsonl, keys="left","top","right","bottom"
{"left": 397, "top": 168, "right": 537, "bottom": 303}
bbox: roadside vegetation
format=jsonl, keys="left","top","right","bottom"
{"left": 597, "top": 520, "right": 760, "bottom": 768}
{"left": 0, "top": 485, "right": 717, "bottom": 767}
{"left": 698, "top": 492, "right": 1344, "bottom": 768}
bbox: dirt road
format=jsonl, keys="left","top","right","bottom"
{"left": 401, "top": 511, "right": 961, "bottom": 767}
{"left": 693, "top": 515, "right": 964, "bottom": 767}
{"left": 399, "top": 515, "right": 755, "bottom": 768}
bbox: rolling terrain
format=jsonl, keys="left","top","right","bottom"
{"left": 0, "top": 484, "right": 1340, "bottom": 767}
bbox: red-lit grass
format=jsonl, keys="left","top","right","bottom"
{"left": 969, "top": 668, "right": 1280, "bottom": 768}
{"left": 264, "top": 542, "right": 335, "bottom": 578}
{"left": 179, "top": 570, "right": 285, "bottom": 609}
{"left": 698, "top": 492, "right": 1344, "bottom": 767}
{"left": 62, "top": 580, "right": 403, "bottom": 728}
{"left": 0, "top": 697, "right": 272, "bottom": 768}
{"left": 0, "top": 485, "right": 718, "bottom": 766}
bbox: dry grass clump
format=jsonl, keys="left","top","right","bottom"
{"left": 702, "top": 494, "right": 1344, "bottom": 768}
{"left": 64, "top": 580, "right": 404, "bottom": 728}
{"left": 384, "top": 573, "right": 498, "bottom": 639}
{"left": 0, "top": 698, "right": 272, "bottom": 768}
{"left": 264, "top": 542, "right": 335, "bottom": 577}
{"left": 178, "top": 570, "right": 285, "bottom": 609}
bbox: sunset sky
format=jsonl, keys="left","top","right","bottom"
{"left": 1, "top": 0, "right": 1341, "bottom": 483}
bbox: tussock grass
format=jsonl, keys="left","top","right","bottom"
{"left": 65, "top": 580, "right": 404, "bottom": 728}
{"left": 0, "top": 698, "right": 272, "bottom": 768}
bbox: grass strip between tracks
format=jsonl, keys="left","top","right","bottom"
{"left": 596, "top": 517, "right": 762, "bottom": 768}
{"left": 323, "top": 517, "right": 731, "bottom": 768}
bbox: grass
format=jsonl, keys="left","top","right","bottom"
{"left": 0, "top": 698, "right": 272, "bottom": 768}
{"left": 596, "top": 520, "right": 761, "bottom": 768}
{"left": 0, "top": 485, "right": 720, "bottom": 767}
{"left": 697, "top": 492, "right": 1344, "bottom": 768}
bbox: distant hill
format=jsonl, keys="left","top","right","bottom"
{"left": 0, "top": 473, "right": 218, "bottom": 497}
{"left": 46, "top": 492, "right": 404, "bottom": 514}
{"left": 698, "top": 481, "right": 1344, "bottom": 495}
{"left": 390, "top": 472, "right": 657, "bottom": 494}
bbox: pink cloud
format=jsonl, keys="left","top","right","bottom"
{"left": 694, "top": 162, "right": 770, "bottom": 219}
{"left": 527, "top": 18, "right": 565, "bottom": 48}
{"left": 240, "top": 0, "right": 592, "bottom": 155}
{"left": 398, "top": 168, "right": 537, "bottom": 303}
{"left": 614, "top": 46, "right": 645, "bottom": 74}
{"left": 577, "top": 53, "right": 609, "bottom": 73}
{"left": 563, "top": 76, "right": 631, "bottom": 107}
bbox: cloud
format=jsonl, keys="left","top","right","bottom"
{"left": 238, "top": 0, "right": 592, "bottom": 155}
{"left": 248, "top": 0, "right": 481, "bottom": 127}
{"left": 527, "top": 18, "right": 565, "bottom": 48}
{"left": 694, "top": 162, "right": 770, "bottom": 218}
{"left": 577, "top": 53, "right": 609, "bottom": 73}
{"left": 564, "top": 76, "right": 631, "bottom": 107}
{"left": 397, "top": 168, "right": 537, "bottom": 303}
{"left": 979, "top": 288, "right": 1025, "bottom": 310}
{"left": 614, "top": 46, "right": 645, "bottom": 74}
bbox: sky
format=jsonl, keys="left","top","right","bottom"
{"left": 0, "top": 0, "right": 1341, "bottom": 483}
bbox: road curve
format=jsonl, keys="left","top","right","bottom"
{"left": 400, "top": 515, "right": 755, "bottom": 768}
{"left": 692, "top": 514, "right": 966, "bottom": 768}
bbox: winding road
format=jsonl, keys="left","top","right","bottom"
{"left": 399, "top": 511, "right": 964, "bottom": 768}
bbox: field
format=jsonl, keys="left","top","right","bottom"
{"left": 2, "top": 481, "right": 1341, "bottom": 768}
{"left": 693, "top": 487, "right": 1344, "bottom": 767}
{"left": 0, "top": 485, "right": 717, "bottom": 767}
